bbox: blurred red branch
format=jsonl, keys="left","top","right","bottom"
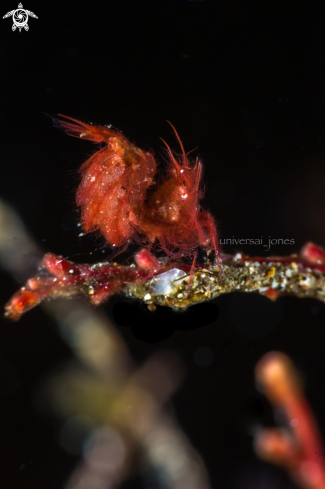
{"left": 254, "top": 352, "right": 325, "bottom": 489}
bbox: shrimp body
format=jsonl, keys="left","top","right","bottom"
{"left": 54, "top": 115, "right": 218, "bottom": 259}
{"left": 54, "top": 116, "right": 156, "bottom": 247}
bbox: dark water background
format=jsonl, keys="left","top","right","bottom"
{"left": 1, "top": 2, "right": 325, "bottom": 488}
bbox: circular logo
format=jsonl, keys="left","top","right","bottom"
{"left": 12, "top": 8, "right": 28, "bottom": 30}
{"left": 3, "top": 3, "right": 38, "bottom": 32}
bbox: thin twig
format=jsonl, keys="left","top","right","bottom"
{"left": 254, "top": 352, "right": 325, "bottom": 489}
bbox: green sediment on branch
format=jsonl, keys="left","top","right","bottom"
{"left": 126, "top": 256, "right": 325, "bottom": 309}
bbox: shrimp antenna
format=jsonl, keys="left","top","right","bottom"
{"left": 186, "top": 146, "right": 198, "bottom": 157}
{"left": 159, "top": 137, "right": 182, "bottom": 173}
{"left": 166, "top": 120, "right": 186, "bottom": 160}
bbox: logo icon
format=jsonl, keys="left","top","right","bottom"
{"left": 3, "top": 3, "right": 38, "bottom": 32}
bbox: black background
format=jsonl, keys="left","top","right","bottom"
{"left": 1, "top": 1, "right": 325, "bottom": 488}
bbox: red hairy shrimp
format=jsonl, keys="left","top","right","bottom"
{"left": 52, "top": 115, "right": 219, "bottom": 262}
{"left": 52, "top": 115, "right": 156, "bottom": 248}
